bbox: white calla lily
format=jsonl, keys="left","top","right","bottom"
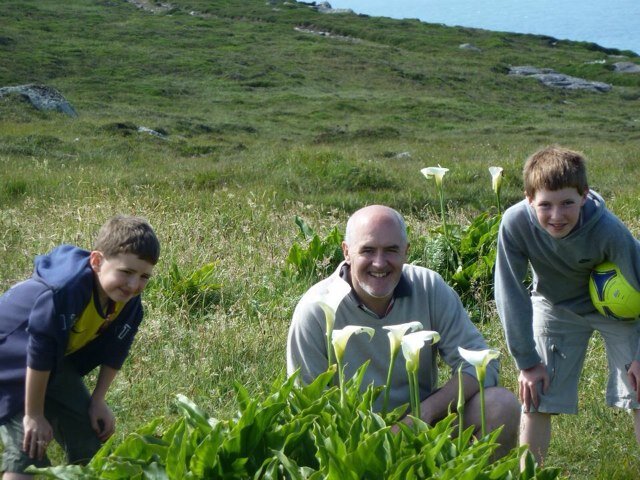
{"left": 401, "top": 330, "right": 440, "bottom": 372}
{"left": 383, "top": 321, "right": 423, "bottom": 356}
{"left": 381, "top": 321, "right": 423, "bottom": 413}
{"left": 331, "top": 325, "right": 375, "bottom": 364}
{"left": 458, "top": 346, "right": 500, "bottom": 437}
{"left": 458, "top": 347, "right": 500, "bottom": 369}
{"left": 420, "top": 166, "right": 449, "bottom": 188}
{"left": 331, "top": 325, "right": 374, "bottom": 406}
{"left": 488, "top": 166, "right": 504, "bottom": 212}
{"left": 310, "top": 279, "right": 351, "bottom": 367}
{"left": 400, "top": 330, "right": 440, "bottom": 418}
{"left": 488, "top": 166, "right": 503, "bottom": 195}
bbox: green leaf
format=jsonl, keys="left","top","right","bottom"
{"left": 189, "top": 423, "right": 225, "bottom": 477}
{"left": 295, "top": 215, "right": 315, "bottom": 239}
{"left": 165, "top": 419, "right": 188, "bottom": 480}
{"left": 176, "top": 394, "right": 216, "bottom": 435}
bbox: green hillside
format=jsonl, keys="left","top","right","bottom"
{"left": 2, "top": 1, "right": 640, "bottom": 477}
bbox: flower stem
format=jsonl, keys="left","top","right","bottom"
{"left": 382, "top": 353, "right": 397, "bottom": 415}
{"left": 411, "top": 371, "right": 421, "bottom": 419}
{"left": 457, "top": 364, "right": 465, "bottom": 451}
{"left": 337, "top": 359, "right": 345, "bottom": 407}
{"left": 326, "top": 327, "right": 334, "bottom": 368}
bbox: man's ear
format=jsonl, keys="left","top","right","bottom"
{"left": 341, "top": 241, "right": 350, "bottom": 264}
{"left": 89, "top": 251, "right": 104, "bottom": 272}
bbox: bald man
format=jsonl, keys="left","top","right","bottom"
{"left": 287, "top": 205, "right": 519, "bottom": 456}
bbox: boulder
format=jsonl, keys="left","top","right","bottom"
{"left": 612, "top": 61, "right": 640, "bottom": 73}
{"left": 459, "top": 43, "right": 482, "bottom": 52}
{"left": 508, "top": 66, "right": 611, "bottom": 92}
{"left": 0, "top": 84, "right": 78, "bottom": 116}
{"left": 315, "top": 1, "right": 353, "bottom": 14}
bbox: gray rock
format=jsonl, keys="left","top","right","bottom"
{"left": 0, "top": 84, "right": 78, "bottom": 116}
{"left": 316, "top": 1, "right": 353, "bottom": 14}
{"left": 459, "top": 43, "right": 482, "bottom": 52}
{"left": 613, "top": 62, "right": 640, "bottom": 73}
{"left": 508, "top": 66, "right": 612, "bottom": 93}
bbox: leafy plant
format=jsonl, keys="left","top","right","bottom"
{"left": 285, "top": 216, "right": 344, "bottom": 281}
{"left": 417, "top": 166, "right": 503, "bottom": 320}
{"left": 149, "top": 261, "right": 223, "bottom": 312}
{"left": 31, "top": 366, "right": 561, "bottom": 479}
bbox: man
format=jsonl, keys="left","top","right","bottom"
{"left": 287, "top": 205, "right": 519, "bottom": 455}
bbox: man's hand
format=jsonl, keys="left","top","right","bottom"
{"left": 22, "top": 413, "right": 53, "bottom": 460}
{"left": 518, "top": 363, "right": 549, "bottom": 412}
{"left": 89, "top": 397, "right": 115, "bottom": 442}
{"left": 627, "top": 360, "right": 640, "bottom": 402}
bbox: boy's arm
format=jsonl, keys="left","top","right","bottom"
{"left": 23, "top": 367, "right": 53, "bottom": 460}
{"left": 88, "top": 365, "right": 118, "bottom": 441}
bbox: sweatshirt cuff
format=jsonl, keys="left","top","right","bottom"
{"left": 515, "top": 352, "right": 542, "bottom": 371}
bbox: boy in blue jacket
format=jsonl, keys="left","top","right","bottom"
{"left": 495, "top": 146, "right": 640, "bottom": 464}
{"left": 0, "top": 215, "right": 160, "bottom": 479}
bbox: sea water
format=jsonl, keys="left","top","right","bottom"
{"left": 323, "top": 0, "right": 640, "bottom": 54}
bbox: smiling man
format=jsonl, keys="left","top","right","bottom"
{"left": 287, "top": 205, "right": 519, "bottom": 456}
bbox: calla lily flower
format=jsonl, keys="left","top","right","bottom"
{"left": 458, "top": 347, "right": 500, "bottom": 368}
{"left": 421, "top": 165, "right": 454, "bottom": 243}
{"left": 401, "top": 330, "right": 441, "bottom": 372}
{"left": 401, "top": 330, "right": 440, "bottom": 418}
{"left": 310, "top": 279, "right": 351, "bottom": 367}
{"left": 488, "top": 166, "right": 504, "bottom": 212}
{"left": 381, "top": 321, "right": 423, "bottom": 413}
{"left": 332, "top": 326, "right": 375, "bottom": 364}
{"left": 488, "top": 167, "right": 503, "bottom": 195}
{"left": 420, "top": 166, "right": 449, "bottom": 188}
{"left": 331, "top": 325, "right": 374, "bottom": 406}
{"left": 458, "top": 346, "right": 500, "bottom": 436}
{"left": 383, "top": 321, "right": 424, "bottom": 357}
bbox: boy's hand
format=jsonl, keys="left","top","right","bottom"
{"left": 22, "top": 413, "right": 53, "bottom": 460}
{"left": 518, "top": 363, "right": 549, "bottom": 412}
{"left": 89, "top": 397, "right": 116, "bottom": 442}
{"left": 627, "top": 360, "right": 640, "bottom": 401}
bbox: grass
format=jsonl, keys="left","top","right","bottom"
{"left": 2, "top": 0, "right": 640, "bottom": 477}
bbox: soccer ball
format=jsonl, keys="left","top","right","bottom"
{"left": 589, "top": 261, "right": 640, "bottom": 321}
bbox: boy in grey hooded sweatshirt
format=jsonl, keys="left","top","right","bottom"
{"left": 495, "top": 146, "right": 640, "bottom": 464}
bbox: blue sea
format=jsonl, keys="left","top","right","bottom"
{"left": 323, "top": 0, "right": 640, "bottom": 55}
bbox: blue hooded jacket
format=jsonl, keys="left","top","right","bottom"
{"left": 0, "top": 245, "right": 143, "bottom": 424}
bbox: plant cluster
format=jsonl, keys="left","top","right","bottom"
{"left": 32, "top": 369, "right": 560, "bottom": 480}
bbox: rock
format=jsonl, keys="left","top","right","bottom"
{"left": 315, "top": 1, "right": 353, "bottom": 14}
{"left": 138, "top": 126, "right": 168, "bottom": 138}
{"left": 0, "top": 84, "right": 78, "bottom": 116}
{"left": 508, "top": 66, "right": 612, "bottom": 92}
{"left": 459, "top": 43, "right": 482, "bottom": 52}
{"left": 612, "top": 62, "right": 640, "bottom": 73}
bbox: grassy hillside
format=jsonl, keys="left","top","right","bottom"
{"left": 2, "top": 1, "right": 640, "bottom": 477}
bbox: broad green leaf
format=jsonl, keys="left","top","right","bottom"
{"left": 189, "top": 423, "right": 225, "bottom": 477}
{"left": 165, "top": 419, "right": 188, "bottom": 480}
{"left": 295, "top": 215, "right": 315, "bottom": 239}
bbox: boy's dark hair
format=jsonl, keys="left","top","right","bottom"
{"left": 523, "top": 146, "right": 589, "bottom": 197}
{"left": 94, "top": 215, "right": 160, "bottom": 265}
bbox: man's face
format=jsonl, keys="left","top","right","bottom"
{"left": 527, "top": 187, "right": 587, "bottom": 239}
{"left": 342, "top": 211, "right": 408, "bottom": 314}
{"left": 90, "top": 251, "right": 155, "bottom": 305}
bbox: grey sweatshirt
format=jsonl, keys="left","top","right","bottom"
{"left": 495, "top": 190, "right": 640, "bottom": 370}
{"left": 287, "top": 263, "right": 498, "bottom": 412}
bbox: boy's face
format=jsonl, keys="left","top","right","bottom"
{"left": 90, "top": 251, "right": 154, "bottom": 304}
{"left": 527, "top": 187, "right": 587, "bottom": 239}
